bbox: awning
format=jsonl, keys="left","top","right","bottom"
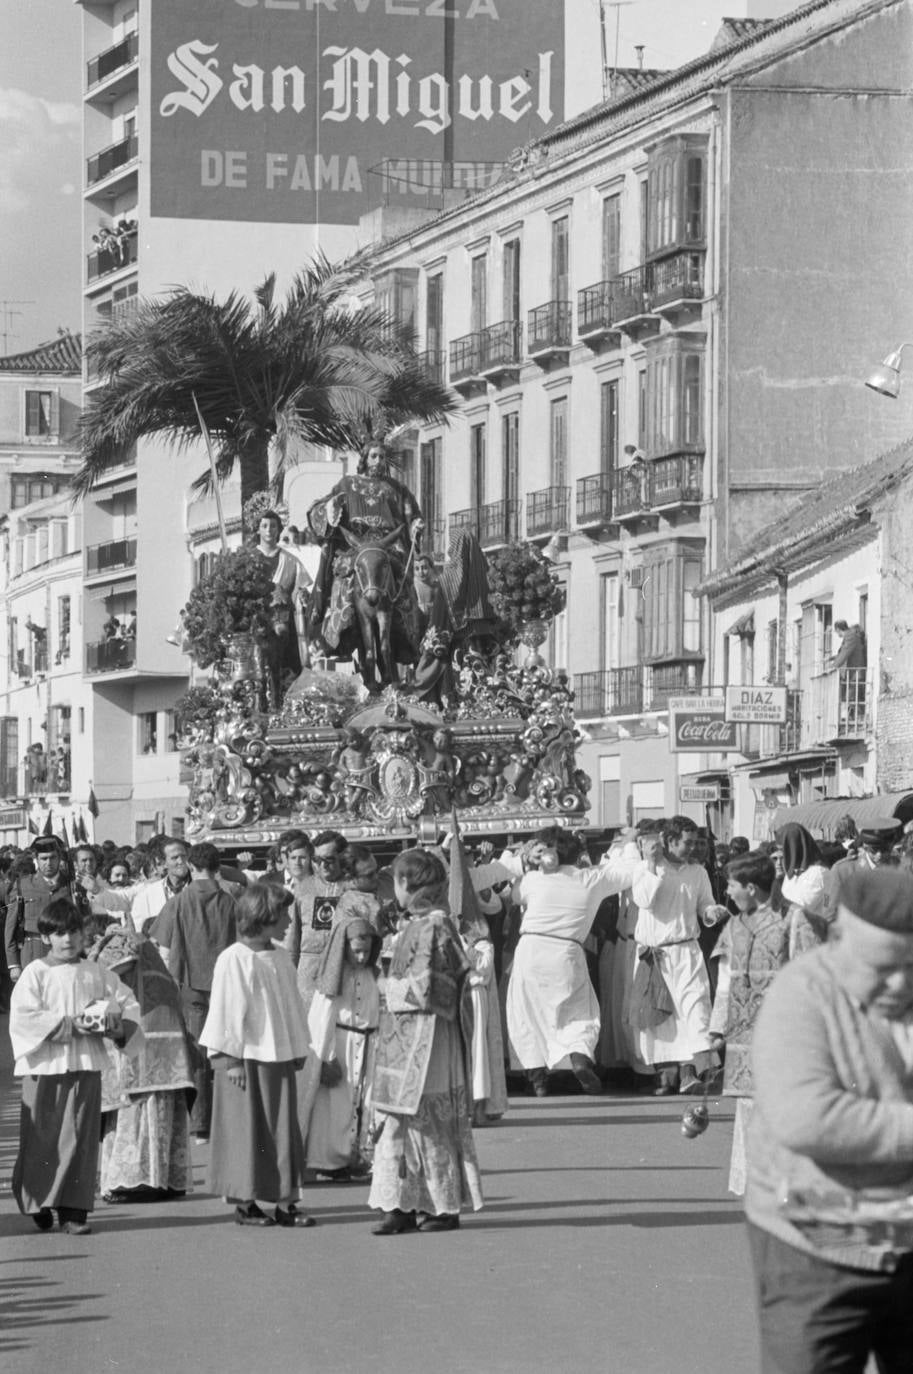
{"left": 750, "top": 771, "right": 792, "bottom": 792}
{"left": 726, "top": 610, "right": 755, "bottom": 637}
{"left": 89, "top": 577, "right": 136, "bottom": 601}
{"left": 771, "top": 793, "right": 913, "bottom": 838}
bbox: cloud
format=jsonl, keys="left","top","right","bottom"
{"left": 0, "top": 87, "right": 81, "bottom": 216}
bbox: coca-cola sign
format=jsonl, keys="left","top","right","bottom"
{"left": 668, "top": 696, "right": 739, "bottom": 754}
{"left": 150, "top": 0, "right": 565, "bottom": 223}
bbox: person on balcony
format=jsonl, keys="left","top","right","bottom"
{"left": 832, "top": 620, "right": 867, "bottom": 670}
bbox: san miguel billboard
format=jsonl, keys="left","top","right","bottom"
{"left": 150, "top": 0, "right": 566, "bottom": 224}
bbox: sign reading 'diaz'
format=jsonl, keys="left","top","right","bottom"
{"left": 724, "top": 686, "right": 788, "bottom": 724}
{"left": 151, "top": 0, "right": 565, "bottom": 223}
{"left": 668, "top": 697, "right": 740, "bottom": 754}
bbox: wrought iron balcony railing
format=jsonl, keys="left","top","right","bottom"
{"left": 526, "top": 486, "right": 569, "bottom": 537}
{"left": 449, "top": 332, "right": 483, "bottom": 384}
{"left": 576, "top": 473, "right": 613, "bottom": 526}
{"left": 480, "top": 320, "right": 522, "bottom": 373}
{"left": 479, "top": 499, "right": 521, "bottom": 549}
{"left": 573, "top": 666, "right": 645, "bottom": 717}
{"left": 527, "top": 300, "right": 572, "bottom": 355}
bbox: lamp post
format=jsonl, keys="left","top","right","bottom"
{"left": 865, "top": 342, "right": 913, "bottom": 398}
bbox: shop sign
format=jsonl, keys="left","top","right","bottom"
{"left": 725, "top": 686, "right": 788, "bottom": 724}
{"left": 668, "top": 697, "right": 740, "bottom": 753}
{"left": 679, "top": 784, "right": 721, "bottom": 803}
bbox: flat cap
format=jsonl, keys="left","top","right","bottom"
{"left": 30, "top": 835, "right": 63, "bottom": 855}
{"left": 837, "top": 867, "right": 913, "bottom": 933}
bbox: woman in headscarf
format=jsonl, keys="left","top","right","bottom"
{"left": 89, "top": 926, "right": 196, "bottom": 1203}
{"left": 298, "top": 892, "right": 383, "bottom": 1181}
{"left": 777, "top": 823, "right": 832, "bottom": 945}
{"left": 368, "top": 849, "right": 483, "bottom": 1235}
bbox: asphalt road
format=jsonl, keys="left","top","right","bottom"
{"left": 1, "top": 1030, "right": 758, "bottom": 1374}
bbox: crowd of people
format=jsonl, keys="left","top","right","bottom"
{"left": 4, "top": 812, "right": 913, "bottom": 1369}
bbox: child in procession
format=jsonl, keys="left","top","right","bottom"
{"left": 709, "top": 853, "right": 814, "bottom": 1194}
{"left": 199, "top": 881, "right": 314, "bottom": 1228}
{"left": 299, "top": 891, "right": 382, "bottom": 1180}
{"left": 10, "top": 897, "right": 142, "bottom": 1235}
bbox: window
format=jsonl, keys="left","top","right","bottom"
{"left": 602, "top": 573, "right": 620, "bottom": 672}
{"left": 470, "top": 424, "right": 486, "bottom": 513}
{"left": 637, "top": 367, "right": 647, "bottom": 448}
{"left": 642, "top": 550, "right": 704, "bottom": 661}
{"left": 24, "top": 390, "right": 58, "bottom": 438}
{"left": 646, "top": 136, "right": 707, "bottom": 257}
{"left": 470, "top": 256, "right": 487, "bottom": 334}
{"left": 645, "top": 341, "right": 704, "bottom": 456}
{"left": 502, "top": 239, "right": 521, "bottom": 322}
{"left": 766, "top": 620, "right": 778, "bottom": 684}
{"left": 138, "top": 711, "right": 158, "bottom": 755}
{"left": 163, "top": 710, "right": 179, "bottom": 753}
{"left": 0, "top": 717, "right": 18, "bottom": 796}
{"left": 550, "top": 398, "right": 568, "bottom": 487}
{"left": 600, "top": 380, "right": 620, "bottom": 477}
{"left": 375, "top": 268, "right": 417, "bottom": 337}
{"left": 79, "top": 707, "right": 85, "bottom": 735}
{"left": 502, "top": 413, "right": 519, "bottom": 505}
{"left": 857, "top": 589, "right": 868, "bottom": 638}
{"left": 551, "top": 216, "right": 569, "bottom": 301}
{"left": 426, "top": 273, "right": 443, "bottom": 355}
{"left": 602, "top": 195, "right": 621, "bottom": 281}
{"left": 419, "top": 438, "right": 443, "bottom": 527}
{"left": 11, "top": 475, "right": 62, "bottom": 509}
{"left": 57, "top": 596, "right": 71, "bottom": 662}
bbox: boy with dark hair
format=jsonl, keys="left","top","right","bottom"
{"left": 709, "top": 853, "right": 812, "bottom": 1194}
{"left": 10, "top": 898, "right": 141, "bottom": 1234}
{"left": 283, "top": 829, "right": 350, "bottom": 1015}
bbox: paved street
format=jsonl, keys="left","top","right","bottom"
{"left": 1, "top": 1032, "right": 758, "bottom": 1374}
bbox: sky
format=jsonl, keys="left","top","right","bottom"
{"left": 0, "top": 0, "right": 785, "bottom": 354}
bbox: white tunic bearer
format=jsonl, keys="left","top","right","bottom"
{"left": 630, "top": 859, "right": 716, "bottom": 1066}
{"left": 506, "top": 849, "right": 637, "bottom": 1071}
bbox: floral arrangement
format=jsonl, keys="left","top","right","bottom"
{"left": 180, "top": 546, "right": 276, "bottom": 668}
{"left": 242, "top": 490, "right": 289, "bottom": 534}
{"left": 485, "top": 541, "right": 566, "bottom": 645}
{"left": 173, "top": 684, "right": 224, "bottom": 742}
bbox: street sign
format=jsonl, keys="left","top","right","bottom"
{"left": 668, "top": 696, "right": 740, "bottom": 753}
{"left": 679, "top": 784, "right": 721, "bottom": 803}
{"left": 725, "top": 685, "right": 788, "bottom": 724}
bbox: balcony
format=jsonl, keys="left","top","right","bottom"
{"left": 449, "top": 333, "right": 484, "bottom": 392}
{"left": 576, "top": 473, "right": 614, "bottom": 528}
{"left": 87, "top": 228, "right": 138, "bottom": 284}
{"left": 87, "top": 134, "right": 138, "bottom": 190}
{"left": 87, "top": 33, "right": 138, "bottom": 96}
{"left": 425, "top": 518, "right": 447, "bottom": 560}
{"left": 651, "top": 250, "right": 704, "bottom": 319}
{"left": 479, "top": 499, "right": 521, "bottom": 550}
{"left": 479, "top": 320, "right": 522, "bottom": 383}
{"left": 526, "top": 486, "right": 569, "bottom": 538}
{"left": 577, "top": 281, "right": 622, "bottom": 348}
{"left": 574, "top": 666, "right": 645, "bottom": 717}
{"left": 448, "top": 508, "right": 480, "bottom": 539}
{"left": 86, "top": 638, "right": 137, "bottom": 675}
{"left": 527, "top": 301, "right": 572, "bottom": 364}
{"left": 644, "top": 661, "right": 703, "bottom": 710}
{"left": 612, "top": 465, "right": 652, "bottom": 522}
{"left": 86, "top": 537, "right": 137, "bottom": 576}
{"left": 806, "top": 668, "right": 871, "bottom": 745}
{"left": 756, "top": 690, "right": 803, "bottom": 758}
{"left": 609, "top": 266, "right": 661, "bottom": 339}
{"left": 419, "top": 349, "right": 446, "bottom": 386}
{"left": 651, "top": 453, "right": 704, "bottom": 512}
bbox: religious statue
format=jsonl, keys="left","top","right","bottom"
{"left": 305, "top": 442, "right": 424, "bottom": 689}
{"left": 253, "top": 509, "right": 312, "bottom": 708}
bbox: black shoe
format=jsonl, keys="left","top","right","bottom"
{"left": 528, "top": 1069, "right": 549, "bottom": 1098}
{"left": 371, "top": 1209, "right": 416, "bottom": 1236}
{"left": 570, "top": 1054, "right": 602, "bottom": 1095}
{"left": 32, "top": 1209, "right": 54, "bottom": 1232}
{"left": 234, "top": 1203, "right": 276, "bottom": 1227}
{"left": 58, "top": 1208, "right": 91, "bottom": 1235}
{"left": 274, "top": 1206, "right": 315, "bottom": 1228}
{"left": 417, "top": 1213, "right": 460, "bottom": 1233}
{"left": 654, "top": 1068, "right": 679, "bottom": 1096}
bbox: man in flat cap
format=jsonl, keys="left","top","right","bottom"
{"left": 744, "top": 867, "right": 913, "bottom": 1372}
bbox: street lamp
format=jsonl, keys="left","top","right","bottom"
{"left": 865, "top": 342, "right": 913, "bottom": 398}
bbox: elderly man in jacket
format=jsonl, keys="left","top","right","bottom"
{"left": 745, "top": 866, "right": 913, "bottom": 1373}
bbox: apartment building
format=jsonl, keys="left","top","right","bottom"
{"left": 698, "top": 440, "right": 913, "bottom": 841}
{"left": 0, "top": 335, "right": 90, "bottom": 846}
{"left": 351, "top": 0, "right": 913, "bottom": 827}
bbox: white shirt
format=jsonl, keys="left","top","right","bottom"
{"left": 631, "top": 859, "right": 716, "bottom": 946}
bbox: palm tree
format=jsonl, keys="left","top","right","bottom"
{"left": 76, "top": 253, "right": 456, "bottom": 507}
